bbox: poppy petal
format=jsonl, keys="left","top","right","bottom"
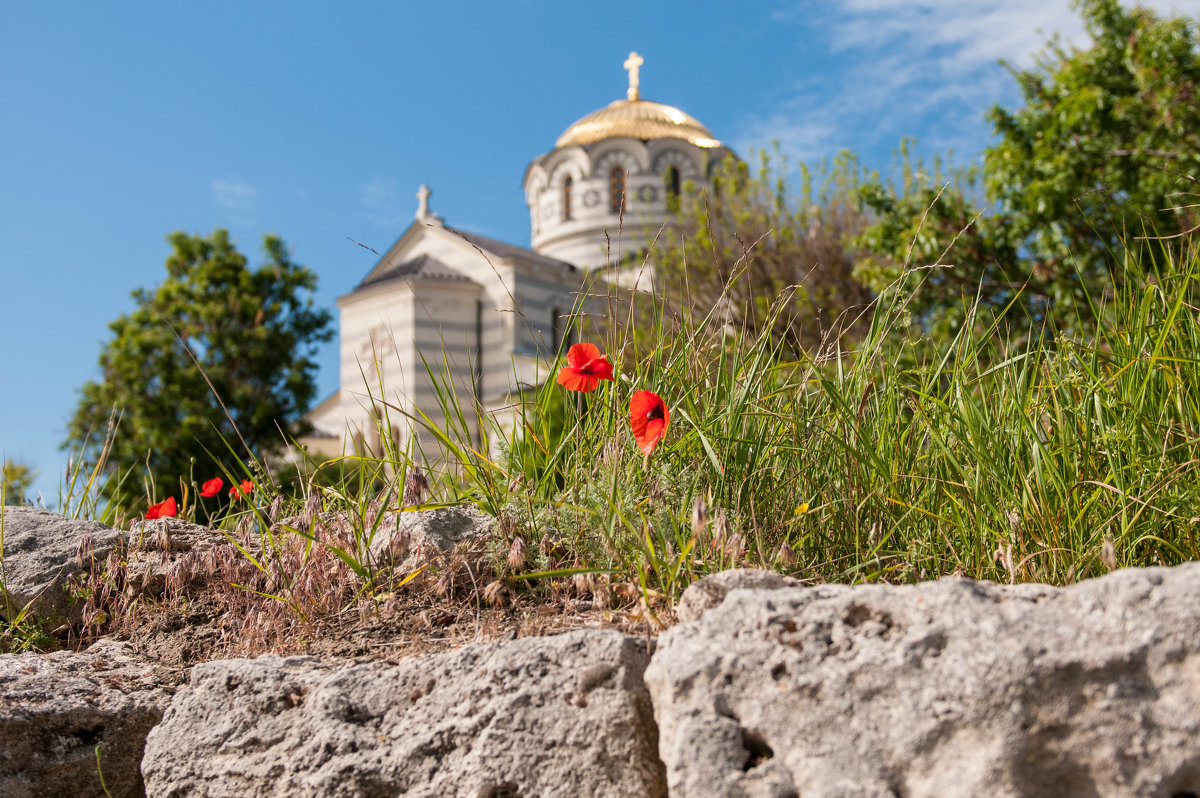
{"left": 566, "top": 342, "right": 601, "bottom": 369}
{"left": 630, "top": 390, "right": 670, "bottom": 455}
{"left": 200, "top": 477, "right": 224, "bottom": 497}
{"left": 582, "top": 355, "right": 614, "bottom": 382}
{"left": 557, "top": 367, "right": 600, "bottom": 393}
{"left": 146, "top": 496, "right": 177, "bottom": 519}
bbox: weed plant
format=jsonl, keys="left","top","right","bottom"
{"left": 7, "top": 226, "right": 1199, "bottom": 653}
{"left": 417, "top": 236, "right": 1200, "bottom": 602}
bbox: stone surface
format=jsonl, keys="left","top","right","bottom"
{"left": 646, "top": 565, "right": 1200, "bottom": 798}
{"left": 123, "top": 518, "right": 260, "bottom": 601}
{"left": 142, "top": 629, "right": 664, "bottom": 797}
{"left": 675, "top": 568, "right": 800, "bottom": 624}
{"left": 0, "top": 638, "right": 172, "bottom": 798}
{"left": 367, "top": 504, "right": 495, "bottom": 571}
{"left": 0, "top": 507, "right": 125, "bottom": 626}
{"left": 273, "top": 504, "right": 494, "bottom": 574}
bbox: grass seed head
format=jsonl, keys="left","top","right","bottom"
{"left": 507, "top": 536, "right": 527, "bottom": 572}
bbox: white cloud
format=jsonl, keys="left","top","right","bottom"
{"left": 742, "top": 0, "right": 1200, "bottom": 167}
{"left": 211, "top": 179, "right": 257, "bottom": 213}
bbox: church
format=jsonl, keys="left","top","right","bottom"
{"left": 300, "top": 54, "right": 732, "bottom": 462}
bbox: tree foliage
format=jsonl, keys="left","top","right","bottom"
{"left": 1, "top": 459, "right": 37, "bottom": 505}
{"left": 649, "top": 150, "right": 874, "bottom": 355}
{"left": 859, "top": 0, "right": 1199, "bottom": 326}
{"left": 65, "top": 229, "right": 333, "bottom": 497}
{"left": 987, "top": 0, "right": 1200, "bottom": 283}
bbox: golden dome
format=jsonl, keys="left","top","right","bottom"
{"left": 555, "top": 98, "right": 723, "bottom": 149}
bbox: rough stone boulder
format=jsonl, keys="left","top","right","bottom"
{"left": 123, "top": 517, "right": 261, "bottom": 600}
{"left": 674, "top": 568, "right": 800, "bottom": 624}
{"left": 0, "top": 507, "right": 125, "bottom": 626}
{"left": 142, "top": 629, "right": 665, "bottom": 797}
{"left": 0, "top": 638, "right": 172, "bottom": 798}
{"left": 645, "top": 565, "right": 1200, "bottom": 798}
{"left": 367, "top": 504, "right": 495, "bottom": 571}
{"left": 274, "top": 504, "right": 494, "bottom": 574}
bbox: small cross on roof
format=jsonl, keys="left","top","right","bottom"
{"left": 624, "top": 51, "right": 644, "bottom": 101}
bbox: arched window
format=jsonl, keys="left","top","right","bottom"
{"left": 610, "top": 167, "right": 626, "bottom": 214}
{"left": 563, "top": 177, "right": 573, "bottom": 221}
{"left": 665, "top": 166, "right": 681, "bottom": 199}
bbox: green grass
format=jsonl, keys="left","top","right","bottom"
{"left": 412, "top": 235, "right": 1200, "bottom": 601}
{"left": 12, "top": 229, "right": 1200, "bottom": 649}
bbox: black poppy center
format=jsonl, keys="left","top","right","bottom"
{"left": 647, "top": 406, "right": 664, "bottom": 421}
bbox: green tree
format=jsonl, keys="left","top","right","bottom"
{"left": 987, "top": 0, "right": 1200, "bottom": 301}
{"left": 65, "top": 229, "right": 333, "bottom": 499}
{"left": 1, "top": 459, "right": 37, "bottom": 505}
{"left": 649, "top": 149, "right": 874, "bottom": 355}
{"left": 859, "top": 0, "right": 1199, "bottom": 326}
{"left": 854, "top": 146, "right": 1020, "bottom": 335}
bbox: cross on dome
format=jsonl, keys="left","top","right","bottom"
{"left": 623, "top": 51, "right": 644, "bottom": 101}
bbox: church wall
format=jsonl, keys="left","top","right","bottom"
{"left": 403, "top": 279, "right": 486, "bottom": 462}
{"left": 378, "top": 226, "right": 520, "bottom": 410}
{"left": 336, "top": 281, "right": 420, "bottom": 457}
{"left": 526, "top": 137, "right": 732, "bottom": 271}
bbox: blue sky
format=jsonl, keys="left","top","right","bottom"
{"left": 2, "top": 0, "right": 1197, "bottom": 504}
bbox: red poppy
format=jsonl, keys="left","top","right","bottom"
{"left": 199, "top": 477, "right": 224, "bottom": 498}
{"left": 630, "top": 390, "right": 670, "bottom": 456}
{"left": 146, "top": 496, "right": 177, "bottom": 520}
{"left": 556, "top": 342, "right": 614, "bottom": 393}
{"left": 229, "top": 479, "right": 254, "bottom": 499}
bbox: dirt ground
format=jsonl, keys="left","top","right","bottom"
{"left": 107, "top": 590, "right": 660, "bottom": 682}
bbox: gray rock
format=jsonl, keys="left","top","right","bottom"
{"left": 646, "top": 565, "right": 1200, "bottom": 798}
{"left": 0, "top": 507, "right": 125, "bottom": 627}
{"left": 0, "top": 638, "right": 172, "bottom": 798}
{"left": 675, "top": 568, "right": 800, "bottom": 624}
{"left": 123, "top": 518, "right": 260, "bottom": 600}
{"left": 142, "top": 629, "right": 665, "bottom": 797}
{"left": 367, "top": 504, "right": 495, "bottom": 570}
{"left": 274, "top": 504, "right": 494, "bottom": 574}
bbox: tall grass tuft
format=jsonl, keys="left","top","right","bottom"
{"left": 408, "top": 236, "right": 1200, "bottom": 601}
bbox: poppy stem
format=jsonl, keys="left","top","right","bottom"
{"left": 642, "top": 453, "right": 651, "bottom": 474}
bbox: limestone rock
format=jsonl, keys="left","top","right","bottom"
{"left": 0, "top": 507, "right": 125, "bottom": 626}
{"left": 0, "top": 638, "right": 172, "bottom": 798}
{"left": 274, "top": 504, "right": 494, "bottom": 573}
{"left": 368, "top": 504, "right": 495, "bottom": 570}
{"left": 123, "top": 518, "right": 260, "bottom": 600}
{"left": 646, "top": 565, "right": 1200, "bottom": 798}
{"left": 142, "top": 629, "right": 665, "bottom": 797}
{"left": 675, "top": 568, "right": 800, "bottom": 624}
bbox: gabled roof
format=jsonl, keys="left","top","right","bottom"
{"left": 449, "top": 227, "right": 578, "bottom": 272}
{"left": 356, "top": 253, "right": 474, "bottom": 290}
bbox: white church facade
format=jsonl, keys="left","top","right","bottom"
{"left": 301, "top": 54, "right": 732, "bottom": 461}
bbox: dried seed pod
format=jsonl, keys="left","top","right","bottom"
{"left": 690, "top": 495, "right": 709, "bottom": 546}
{"left": 1101, "top": 538, "right": 1118, "bottom": 571}
{"left": 304, "top": 486, "right": 323, "bottom": 520}
{"left": 778, "top": 541, "right": 797, "bottom": 568}
{"left": 496, "top": 510, "right": 518, "bottom": 540}
{"left": 403, "top": 467, "right": 429, "bottom": 506}
{"left": 482, "top": 579, "right": 509, "bottom": 606}
{"left": 724, "top": 532, "right": 746, "bottom": 563}
{"left": 507, "top": 536, "right": 527, "bottom": 572}
{"left": 712, "top": 508, "right": 729, "bottom": 551}
{"left": 571, "top": 571, "right": 595, "bottom": 594}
